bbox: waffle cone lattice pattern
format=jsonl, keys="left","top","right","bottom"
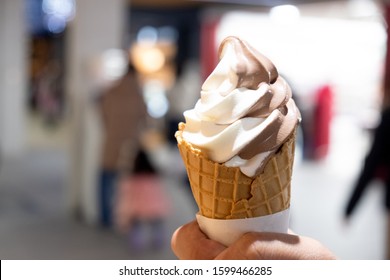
{"left": 176, "top": 123, "right": 296, "bottom": 219}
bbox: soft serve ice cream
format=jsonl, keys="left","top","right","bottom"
{"left": 175, "top": 37, "right": 300, "bottom": 242}
{"left": 181, "top": 36, "right": 301, "bottom": 177}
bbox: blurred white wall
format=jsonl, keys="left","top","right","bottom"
{"left": 216, "top": 0, "right": 385, "bottom": 121}
{"left": 65, "top": 0, "right": 127, "bottom": 224}
{"left": 0, "top": 0, "right": 28, "bottom": 158}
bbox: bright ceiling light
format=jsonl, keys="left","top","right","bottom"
{"left": 269, "top": 5, "right": 300, "bottom": 24}
{"left": 131, "top": 44, "right": 166, "bottom": 74}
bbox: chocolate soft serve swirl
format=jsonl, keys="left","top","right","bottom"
{"left": 181, "top": 36, "right": 301, "bottom": 177}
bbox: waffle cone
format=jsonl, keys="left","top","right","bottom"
{"left": 176, "top": 123, "right": 296, "bottom": 219}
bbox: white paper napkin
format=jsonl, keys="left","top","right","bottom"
{"left": 196, "top": 208, "right": 290, "bottom": 246}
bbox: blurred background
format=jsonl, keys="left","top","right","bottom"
{"left": 1, "top": 0, "right": 390, "bottom": 259}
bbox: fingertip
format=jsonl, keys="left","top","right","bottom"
{"left": 170, "top": 225, "right": 181, "bottom": 256}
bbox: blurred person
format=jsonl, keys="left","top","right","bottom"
{"left": 171, "top": 220, "right": 336, "bottom": 260}
{"left": 344, "top": 106, "right": 390, "bottom": 219}
{"left": 98, "top": 62, "right": 147, "bottom": 227}
{"left": 344, "top": 105, "right": 390, "bottom": 259}
{"left": 115, "top": 148, "right": 170, "bottom": 251}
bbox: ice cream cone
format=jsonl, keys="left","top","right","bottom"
{"left": 176, "top": 122, "right": 296, "bottom": 220}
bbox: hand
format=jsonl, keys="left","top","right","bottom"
{"left": 171, "top": 220, "right": 337, "bottom": 260}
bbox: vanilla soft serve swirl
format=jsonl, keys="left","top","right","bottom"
{"left": 181, "top": 36, "right": 301, "bottom": 177}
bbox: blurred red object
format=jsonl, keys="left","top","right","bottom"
{"left": 313, "top": 84, "right": 333, "bottom": 160}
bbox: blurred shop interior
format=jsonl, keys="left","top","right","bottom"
{"left": 1, "top": 0, "right": 390, "bottom": 259}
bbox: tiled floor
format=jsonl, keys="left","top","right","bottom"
{"left": 0, "top": 114, "right": 388, "bottom": 259}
